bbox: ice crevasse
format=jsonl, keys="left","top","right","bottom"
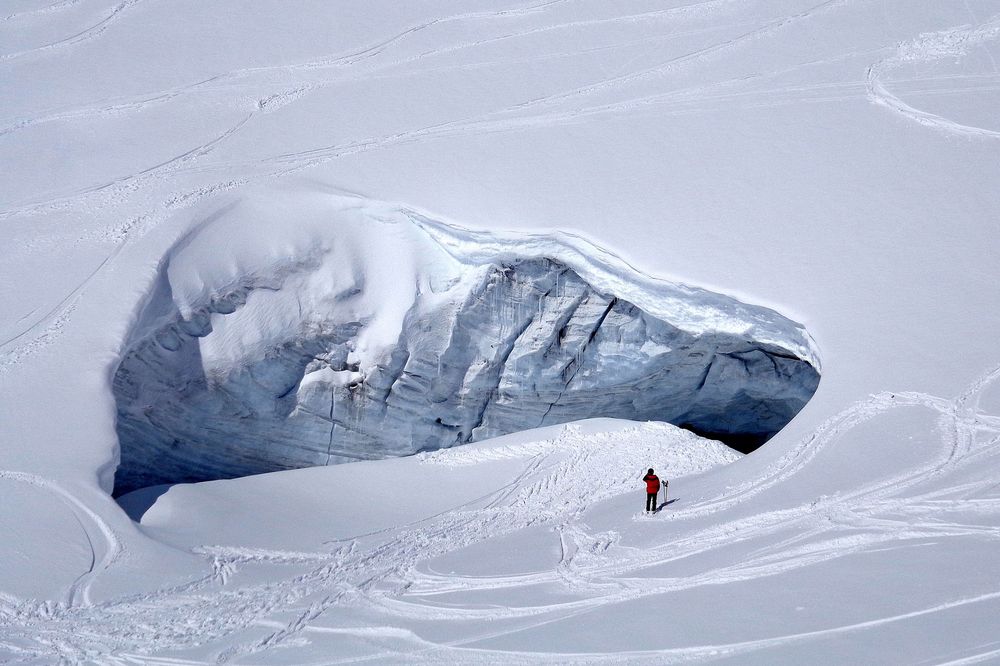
{"left": 111, "top": 189, "right": 821, "bottom": 495}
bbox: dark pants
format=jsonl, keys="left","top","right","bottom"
{"left": 646, "top": 492, "right": 658, "bottom": 512}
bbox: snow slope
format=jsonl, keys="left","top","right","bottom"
{"left": 2, "top": 0, "right": 1000, "bottom": 663}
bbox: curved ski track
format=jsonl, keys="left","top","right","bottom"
{"left": 0, "top": 0, "right": 145, "bottom": 63}
{"left": 867, "top": 14, "right": 1000, "bottom": 139}
{"left": 2, "top": 366, "right": 1000, "bottom": 663}
{"left": 0, "top": 471, "right": 121, "bottom": 609}
{"left": 4, "top": 0, "right": 996, "bottom": 370}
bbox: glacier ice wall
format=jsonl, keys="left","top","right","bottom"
{"left": 111, "top": 192, "right": 820, "bottom": 495}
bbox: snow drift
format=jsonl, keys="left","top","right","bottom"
{"left": 111, "top": 191, "right": 819, "bottom": 494}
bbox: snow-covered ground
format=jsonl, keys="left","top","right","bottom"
{"left": 3, "top": 1, "right": 1000, "bottom": 663}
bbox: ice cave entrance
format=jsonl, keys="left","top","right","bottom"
{"left": 111, "top": 201, "right": 820, "bottom": 497}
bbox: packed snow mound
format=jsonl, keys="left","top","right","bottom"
{"left": 112, "top": 190, "right": 819, "bottom": 494}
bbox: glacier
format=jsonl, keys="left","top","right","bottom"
{"left": 111, "top": 193, "right": 819, "bottom": 495}
{"left": 6, "top": 1, "right": 1000, "bottom": 661}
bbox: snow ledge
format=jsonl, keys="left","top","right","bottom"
{"left": 111, "top": 190, "right": 820, "bottom": 495}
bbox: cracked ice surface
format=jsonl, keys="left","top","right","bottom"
{"left": 111, "top": 190, "right": 819, "bottom": 495}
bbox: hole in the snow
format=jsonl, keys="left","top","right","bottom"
{"left": 110, "top": 197, "right": 820, "bottom": 498}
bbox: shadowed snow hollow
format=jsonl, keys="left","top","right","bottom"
{"left": 112, "top": 191, "right": 820, "bottom": 495}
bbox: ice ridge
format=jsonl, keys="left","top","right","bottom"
{"left": 111, "top": 192, "right": 820, "bottom": 495}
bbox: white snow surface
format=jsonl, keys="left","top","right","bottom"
{"left": 3, "top": 0, "right": 1000, "bottom": 663}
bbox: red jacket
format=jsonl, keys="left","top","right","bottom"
{"left": 643, "top": 473, "right": 660, "bottom": 494}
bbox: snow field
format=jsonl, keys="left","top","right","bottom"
{"left": 3, "top": 0, "right": 1000, "bottom": 663}
{"left": 1, "top": 420, "right": 737, "bottom": 663}
{"left": 5, "top": 354, "right": 1000, "bottom": 663}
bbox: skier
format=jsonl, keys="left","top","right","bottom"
{"left": 643, "top": 468, "right": 660, "bottom": 513}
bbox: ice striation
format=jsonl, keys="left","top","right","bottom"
{"left": 111, "top": 192, "right": 820, "bottom": 495}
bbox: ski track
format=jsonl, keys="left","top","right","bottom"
{"left": 0, "top": 0, "right": 144, "bottom": 62}
{"left": 5, "top": 0, "right": 996, "bottom": 226}
{"left": 0, "top": 112, "right": 253, "bottom": 373}
{"left": 0, "top": 0, "right": 808, "bottom": 374}
{"left": 867, "top": 14, "right": 1000, "bottom": 139}
{"left": 3, "top": 366, "right": 1000, "bottom": 663}
{"left": 0, "top": 0, "right": 578, "bottom": 136}
{"left": 0, "top": 0, "right": 846, "bottom": 214}
{"left": 0, "top": 10, "right": 767, "bottom": 141}
{"left": 0, "top": 112, "right": 253, "bottom": 218}
{"left": 0, "top": 294, "right": 80, "bottom": 377}
{"left": 1, "top": 0, "right": 82, "bottom": 24}
{"left": 0, "top": 471, "right": 122, "bottom": 609}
